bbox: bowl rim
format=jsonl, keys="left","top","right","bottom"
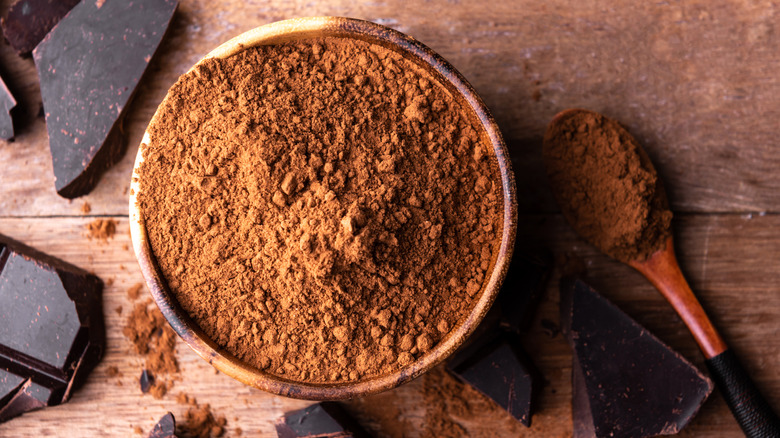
{"left": 129, "top": 16, "right": 517, "bottom": 400}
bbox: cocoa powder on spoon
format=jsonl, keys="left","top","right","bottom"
{"left": 543, "top": 109, "right": 672, "bottom": 262}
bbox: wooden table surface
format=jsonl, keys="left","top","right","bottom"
{"left": 2, "top": 0, "right": 779, "bottom": 436}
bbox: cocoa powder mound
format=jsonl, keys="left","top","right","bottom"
{"left": 137, "top": 37, "right": 502, "bottom": 382}
{"left": 543, "top": 110, "right": 672, "bottom": 262}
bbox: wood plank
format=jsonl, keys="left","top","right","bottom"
{"left": 0, "top": 213, "right": 777, "bottom": 436}
{"left": 2, "top": 0, "right": 780, "bottom": 215}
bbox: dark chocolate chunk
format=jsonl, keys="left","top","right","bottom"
{"left": 275, "top": 402, "right": 372, "bottom": 438}
{"left": 560, "top": 277, "right": 713, "bottom": 438}
{"left": 448, "top": 331, "right": 539, "bottom": 427}
{"left": 148, "top": 412, "right": 177, "bottom": 438}
{"left": 0, "top": 76, "right": 17, "bottom": 140}
{"left": 496, "top": 250, "right": 552, "bottom": 332}
{"left": 140, "top": 369, "right": 154, "bottom": 394}
{"left": 0, "top": 0, "right": 80, "bottom": 55}
{"left": 0, "top": 234, "right": 104, "bottom": 423}
{"left": 32, "top": 0, "right": 178, "bottom": 198}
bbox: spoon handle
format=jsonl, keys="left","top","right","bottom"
{"left": 631, "top": 237, "right": 780, "bottom": 437}
{"left": 706, "top": 349, "right": 780, "bottom": 438}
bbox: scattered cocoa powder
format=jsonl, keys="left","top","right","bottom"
{"left": 543, "top": 110, "right": 672, "bottom": 262}
{"left": 137, "top": 37, "right": 502, "bottom": 382}
{"left": 177, "top": 394, "right": 227, "bottom": 438}
{"left": 106, "top": 365, "right": 121, "bottom": 378}
{"left": 86, "top": 218, "right": 117, "bottom": 241}
{"left": 127, "top": 282, "right": 144, "bottom": 300}
{"left": 177, "top": 392, "right": 193, "bottom": 405}
{"left": 347, "top": 365, "right": 566, "bottom": 437}
{"left": 122, "top": 299, "right": 179, "bottom": 399}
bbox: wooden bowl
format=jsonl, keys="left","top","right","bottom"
{"left": 129, "top": 17, "right": 517, "bottom": 400}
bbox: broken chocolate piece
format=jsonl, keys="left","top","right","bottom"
{"left": 148, "top": 412, "right": 177, "bottom": 438}
{"left": 140, "top": 369, "right": 154, "bottom": 394}
{"left": 33, "top": 0, "right": 178, "bottom": 198}
{"left": 0, "top": 234, "right": 104, "bottom": 423}
{"left": 275, "top": 402, "right": 372, "bottom": 438}
{"left": 448, "top": 331, "right": 539, "bottom": 427}
{"left": 0, "top": 75, "right": 16, "bottom": 140}
{"left": 560, "top": 278, "right": 713, "bottom": 438}
{"left": 496, "top": 250, "right": 552, "bottom": 332}
{"left": 1, "top": 0, "right": 80, "bottom": 55}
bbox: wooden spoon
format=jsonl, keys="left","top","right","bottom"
{"left": 544, "top": 108, "right": 780, "bottom": 438}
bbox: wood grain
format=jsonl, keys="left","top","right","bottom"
{"left": 0, "top": 214, "right": 777, "bottom": 436}
{"left": 2, "top": 0, "right": 780, "bottom": 215}
{"left": 1, "top": 0, "right": 779, "bottom": 436}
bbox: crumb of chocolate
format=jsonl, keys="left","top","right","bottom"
{"left": 81, "top": 202, "right": 91, "bottom": 214}
{"left": 86, "top": 218, "right": 117, "bottom": 241}
{"left": 133, "top": 425, "right": 143, "bottom": 435}
{"left": 107, "top": 277, "right": 115, "bottom": 286}
{"left": 115, "top": 305, "right": 123, "bottom": 315}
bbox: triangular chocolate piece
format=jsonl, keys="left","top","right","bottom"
{"left": 560, "top": 278, "right": 713, "bottom": 438}
{"left": 32, "top": 0, "right": 178, "bottom": 198}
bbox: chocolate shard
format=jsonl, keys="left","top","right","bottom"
{"left": 496, "top": 250, "right": 552, "bottom": 332}
{"left": 140, "top": 369, "right": 154, "bottom": 394}
{"left": 0, "top": 0, "right": 80, "bottom": 56}
{"left": 0, "top": 75, "right": 17, "bottom": 140}
{"left": 560, "top": 277, "right": 714, "bottom": 438}
{"left": 447, "top": 331, "right": 539, "bottom": 427}
{"left": 148, "top": 412, "right": 177, "bottom": 438}
{"left": 275, "top": 402, "right": 373, "bottom": 438}
{"left": 32, "top": 0, "right": 178, "bottom": 198}
{"left": 0, "top": 234, "right": 104, "bottom": 423}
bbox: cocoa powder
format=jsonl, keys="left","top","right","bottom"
{"left": 137, "top": 37, "right": 502, "bottom": 382}
{"left": 123, "top": 299, "right": 179, "bottom": 398}
{"left": 543, "top": 110, "right": 672, "bottom": 262}
{"left": 86, "top": 218, "right": 117, "bottom": 241}
{"left": 177, "top": 394, "right": 227, "bottom": 438}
